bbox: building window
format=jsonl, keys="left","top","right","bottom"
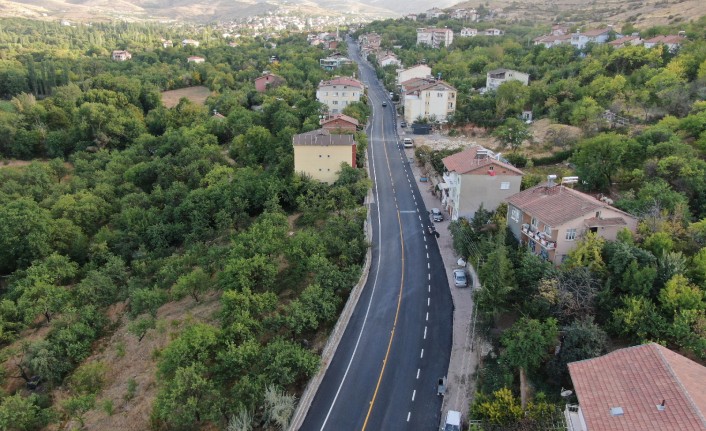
{"left": 489, "top": 166, "right": 494, "bottom": 171}
{"left": 511, "top": 208, "right": 519, "bottom": 222}
{"left": 566, "top": 228, "right": 577, "bottom": 241}
{"left": 332, "top": 101, "right": 338, "bottom": 105}
{"left": 544, "top": 225, "right": 552, "bottom": 235}
{"left": 531, "top": 217, "right": 538, "bottom": 228}
{"left": 500, "top": 182, "right": 510, "bottom": 190}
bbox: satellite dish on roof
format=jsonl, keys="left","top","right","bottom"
{"left": 561, "top": 388, "right": 573, "bottom": 398}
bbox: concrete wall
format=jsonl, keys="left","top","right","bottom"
{"left": 294, "top": 144, "right": 355, "bottom": 183}
{"left": 457, "top": 173, "right": 521, "bottom": 219}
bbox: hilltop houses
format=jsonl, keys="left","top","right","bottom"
{"left": 534, "top": 26, "right": 687, "bottom": 52}
{"left": 485, "top": 28, "right": 505, "bottom": 37}
{"left": 416, "top": 28, "right": 454, "bottom": 48}
{"left": 316, "top": 77, "right": 364, "bottom": 114}
{"left": 643, "top": 34, "right": 687, "bottom": 52}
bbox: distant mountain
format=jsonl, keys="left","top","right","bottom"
{"left": 0, "top": 0, "right": 459, "bottom": 22}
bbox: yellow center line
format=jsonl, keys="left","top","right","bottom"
{"left": 361, "top": 108, "right": 406, "bottom": 431}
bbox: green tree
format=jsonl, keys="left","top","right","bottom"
{"left": 571, "top": 133, "right": 628, "bottom": 191}
{"left": 0, "top": 393, "right": 50, "bottom": 431}
{"left": 492, "top": 118, "right": 531, "bottom": 152}
{"left": 0, "top": 198, "right": 53, "bottom": 274}
{"left": 153, "top": 364, "right": 221, "bottom": 430}
{"left": 172, "top": 267, "right": 211, "bottom": 302}
{"left": 501, "top": 317, "right": 558, "bottom": 408}
{"left": 476, "top": 231, "right": 516, "bottom": 317}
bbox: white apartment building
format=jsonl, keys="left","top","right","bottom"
{"left": 316, "top": 77, "right": 364, "bottom": 114}
{"left": 396, "top": 64, "right": 432, "bottom": 86}
{"left": 402, "top": 79, "right": 456, "bottom": 124}
{"left": 485, "top": 69, "right": 530, "bottom": 91}
{"left": 460, "top": 28, "right": 478, "bottom": 37}
{"left": 416, "top": 28, "right": 454, "bottom": 48}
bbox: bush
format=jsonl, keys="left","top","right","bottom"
{"left": 531, "top": 149, "right": 574, "bottom": 166}
{"left": 504, "top": 153, "right": 527, "bottom": 168}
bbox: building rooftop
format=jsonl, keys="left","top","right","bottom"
{"left": 506, "top": 182, "right": 636, "bottom": 227}
{"left": 292, "top": 129, "right": 355, "bottom": 147}
{"left": 318, "top": 77, "right": 363, "bottom": 89}
{"left": 320, "top": 114, "right": 359, "bottom": 127}
{"left": 569, "top": 343, "right": 706, "bottom": 431}
{"left": 442, "top": 146, "right": 523, "bottom": 176}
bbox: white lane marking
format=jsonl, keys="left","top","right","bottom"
{"left": 407, "top": 412, "right": 411, "bottom": 422}
{"left": 417, "top": 369, "right": 420, "bottom": 379}
{"left": 423, "top": 237, "right": 426, "bottom": 242}
{"left": 425, "top": 245, "right": 428, "bottom": 250}
{"left": 420, "top": 349, "right": 424, "bottom": 358}
{"left": 427, "top": 298, "right": 430, "bottom": 307}
{"left": 424, "top": 326, "right": 427, "bottom": 339}
{"left": 418, "top": 215, "right": 421, "bottom": 221}
{"left": 426, "top": 312, "right": 429, "bottom": 321}
{"left": 427, "top": 263, "right": 430, "bottom": 269}
{"left": 426, "top": 253, "right": 429, "bottom": 258}
{"left": 428, "top": 285, "right": 431, "bottom": 293}
{"left": 412, "top": 390, "right": 416, "bottom": 401}
{"left": 320, "top": 73, "right": 386, "bottom": 430}
{"left": 428, "top": 274, "right": 430, "bottom": 280}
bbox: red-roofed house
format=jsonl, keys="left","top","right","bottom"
{"left": 442, "top": 146, "right": 523, "bottom": 220}
{"left": 254, "top": 73, "right": 285, "bottom": 92}
{"left": 316, "top": 77, "right": 364, "bottom": 114}
{"left": 609, "top": 35, "right": 643, "bottom": 48}
{"left": 644, "top": 34, "right": 687, "bottom": 52}
{"left": 567, "top": 343, "right": 706, "bottom": 431}
{"left": 506, "top": 180, "right": 638, "bottom": 264}
{"left": 320, "top": 114, "right": 359, "bottom": 133}
{"left": 571, "top": 28, "right": 612, "bottom": 49}
{"left": 187, "top": 56, "right": 205, "bottom": 64}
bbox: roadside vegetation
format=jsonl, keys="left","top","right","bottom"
{"left": 0, "top": 18, "right": 371, "bottom": 430}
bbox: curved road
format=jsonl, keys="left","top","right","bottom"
{"left": 299, "top": 39, "right": 453, "bottom": 430}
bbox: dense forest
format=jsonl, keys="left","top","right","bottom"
{"left": 0, "top": 18, "right": 371, "bottom": 430}
{"left": 358, "top": 15, "right": 706, "bottom": 430}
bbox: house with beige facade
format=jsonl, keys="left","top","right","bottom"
{"left": 316, "top": 77, "right": 364, "bottom": 114}
{"left": 396, "top": 64, "right": 432, "bottom": 86}
{"left": 442, "top": 146, "right": 523, "bottom": 220}
{"left": 293, "top": 129, "right": 356, "bottom": 184}
{"left": 111, "top": 50, "right": 132, "bottom": 61}
{"left": 401, "top": 78, "right": 456, "bottom": 124}
{"left": 506, "top": 179, "right": 638, "bottom": 264}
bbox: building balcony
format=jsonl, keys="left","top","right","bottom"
{"left": 564, "top": 404, "right": 587, "bottom": 431}
{"left": 521, "top": 224, "right": 556, "bottom": 249}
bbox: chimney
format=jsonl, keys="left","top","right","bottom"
{"left": 547, "top": 174, "right": 557, "bottom": 187}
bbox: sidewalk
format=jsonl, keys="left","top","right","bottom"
{"left": 400, "top": 125, "right": 480, "bottom": 428}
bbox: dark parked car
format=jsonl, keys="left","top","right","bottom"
{"left": 382, "top": 101, "right": 387, "bottom": 107}
{"left": 400, "top": 120, "right": 407, "bottom": 127}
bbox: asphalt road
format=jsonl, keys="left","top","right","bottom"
{"left": 299, "top": 39, "right": 453, "bottom": 431}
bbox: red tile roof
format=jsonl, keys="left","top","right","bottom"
{"left": 506, "top": 182, "right": 636, "bottom": 227}
{"left": 320, "top": 114, "right": 359, "bottom": 127}
{"left": 645, "top": 35, "right": 686, "bottom": 45}
{"left": 568, "top": 343, "right": 706, "bottom": 431}
{"left": 442, "top": 146, "right": 524, "bottom": 176}
{"left": 609, "top": 35, "right": 642, "bottom": 46}
{"left": 583, "top": 28, "right": 611, "bottom": 37}
{"left": 319, "top": 77, "right": 363, "bottom": 89}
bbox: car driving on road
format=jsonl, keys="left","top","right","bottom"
{"left": 382, "top": 101, "right": 387, "bottom": 107}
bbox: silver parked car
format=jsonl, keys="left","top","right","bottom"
{"left": 453, "top": 269, "right": 467, "bottom": 287}
{"left": 431, "top": 208, "right": 444, "bottom": 222}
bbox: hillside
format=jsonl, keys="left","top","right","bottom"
{"left": 454, "top": 0, "right": 706, "bottom": 29}
{"left": 0, "top": 0, "right": 458, "bottom": 22}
